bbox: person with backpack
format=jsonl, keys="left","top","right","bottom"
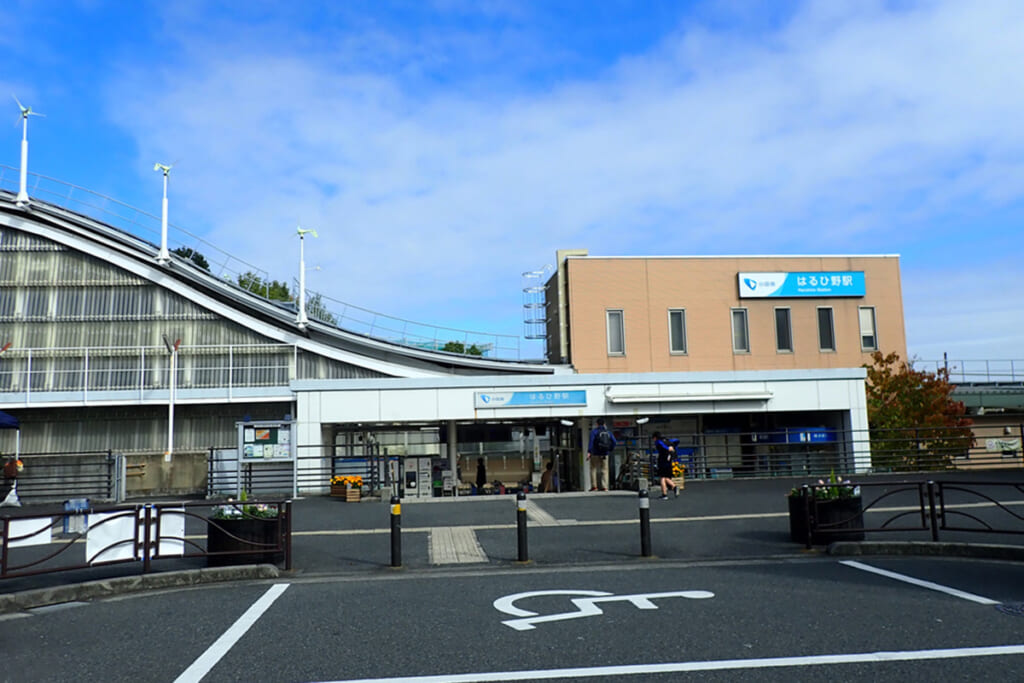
{"left": 652, "top": 431, "right": 680, "bottom": 500}
{"left": 586, "top": 418, "right": 616, "bottom": 491}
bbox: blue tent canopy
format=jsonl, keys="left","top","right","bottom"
{"left": 0, "top": 411, "right": 18, "bottom": 429}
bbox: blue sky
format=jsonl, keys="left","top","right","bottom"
{"left": 3, "top": 0, "right": 1023, "bottom": 363}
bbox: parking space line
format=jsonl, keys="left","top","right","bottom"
{"left": 840, "top": 560, "right": 999, "bottom": 605}
{"left": 321, "top": 643, "right": 1024, "bottom": 681}
{"left": 173, "top": 583, "right": 290, "bottom": 683}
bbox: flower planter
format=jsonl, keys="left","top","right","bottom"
{"left": 207, "top": 517, "right": 283, "bottom": 566}
{"left": 331, "top": 484, "right": 361, "bottom": 502}
{"left": 788, "top": 495, "right": 864, "bottom": 544}
{"left": 671, "top": 476, "right": 685, "bottom": 490}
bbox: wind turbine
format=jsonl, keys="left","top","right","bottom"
{"left": 296, "top": 226, "right": 318, "bottom": 329}
{"left": 13, "top": 95, "right": 44, "bottom": 208}
{"left": 153, "top": 162, "right": 174, "bottom": 264}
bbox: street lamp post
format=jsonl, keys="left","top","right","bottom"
{"left": 296, "top": 226, "right": 318, "bottom": 329}
{"left": 154, "top": 163, "right": 173, "bottom": 264}
{"left": 162, "top": 335, "right": 180, "bottom": 462}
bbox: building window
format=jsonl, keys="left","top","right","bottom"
{"left": 775, "top": 307, "right": 793, "bottom": 353}
{"left": 731, "top": 308, "right": 749, "bottom": 353}
{"left": 859, "top": 306, "right": 877, "bottom": 351}
{"left": 818, "top": 307, "right": 835, "bottom": 351}
{"left": 606, "top": 309, "right": 625, "bottom": 355}
{"left": 668, "top": 309, "right": 687, "bottom": 354}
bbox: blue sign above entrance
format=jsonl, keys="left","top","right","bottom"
{"left": 474, "top": 390, "right": 587, "bottom": 409}
{"left": 738, "top": 272, "right": 866, "bottom": 298}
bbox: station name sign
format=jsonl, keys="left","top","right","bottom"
{"left": 475, "top": 390, "right": 587, "bottom": 409}
{"left": 738, "top": 271, "right": 865, "bottom": 298}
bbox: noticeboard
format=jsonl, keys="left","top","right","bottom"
{"left": 238, "top": 421, "right": 295, "bottom": 461}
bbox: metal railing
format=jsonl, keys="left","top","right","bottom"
{"left": 0, "top": 499, "right": 291, "bottom": 581}
{"left": 794, "top": 479, "right": 1024, "bottom": 548}
{"left": 914, "top": 359, "right": 1024, "bottom": 384}
{"left": 3, "top": 451, "right": 122, "bottom": 503}
{"left": 1, "top": 166, "right": 525, "bottom": 360}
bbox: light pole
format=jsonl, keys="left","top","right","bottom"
{"left": 162, "top": 335, "right": 180, "bottom": 462}
{"left": 154, "top": 163, "right": 174, "bottom": 264}
{"left": 296, "top": 226, "right": 318, "bottom": 329}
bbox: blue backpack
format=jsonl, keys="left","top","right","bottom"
{"left": 594, "top": 428, "right": 613, "bottom": 455}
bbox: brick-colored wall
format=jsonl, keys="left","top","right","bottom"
{"left": 561, "top": 255, "right": 907, "bottom": 373}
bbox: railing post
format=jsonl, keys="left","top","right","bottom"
{"left": 390, "top": 495, "right": 402, "bottom": 568}
{"left": 284, "top": 500, "right": 293, "bottom": 571}
{"left": 2, "top": 517, "right": 9, "bottom": 577}
{"left": 927, "top": 480, "right": 940, "bottom": 542}
{"left": 516, "top": 492, "right": 529, "bottom": 562}
{"left": 142, "top": 504, "right": 153, "bottom": 573}
{"left": 639, "top": 489, "right": 651, "bottom": 557}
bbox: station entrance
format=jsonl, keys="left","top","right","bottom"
{"left": 328, "top": 420, "right": 583, "bottom": 498}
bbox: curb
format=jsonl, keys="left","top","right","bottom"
{"left": 828, "top": 541, "right": 1024, "bottom": 562}
{"left": 0, "top": 564, "right": 280, "bottom": 615}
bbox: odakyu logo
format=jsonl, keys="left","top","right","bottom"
{"left": 743, "top": 278, "right": 758, "bottom": 291}
{"left": 480, "top": 394, "right": 491, "bottom": 404}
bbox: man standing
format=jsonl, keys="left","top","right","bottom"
{"left": 586, "top": 418, "right": 616, "bottom": 491}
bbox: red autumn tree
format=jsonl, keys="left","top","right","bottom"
{"left": 864, "top": 351, "right": 974, "bottom": 471}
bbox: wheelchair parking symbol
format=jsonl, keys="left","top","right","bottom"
{"left": 493, "top": 589, "right": 715, "bottom": 631}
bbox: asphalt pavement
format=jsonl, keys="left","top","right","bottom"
{"left": 3, "top": 471, "right": 1024, "bottom": 610}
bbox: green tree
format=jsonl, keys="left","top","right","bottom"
{"left": 171, "top": 246, "right": 210, "bottom": 271}
{"left": 864, "top": 351, "right": 973, "bottom": 471}
{"left": 441, "top": 341, "right": 484, "bottom": 356}
{"left": 306, "top": 293, "right": 338, "bottom": 325}
{"left": 237, "top": 272, "right": 291, "bottom": 302}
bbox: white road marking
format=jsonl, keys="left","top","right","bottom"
{"left": 493, "top": 589, "right": 715, "bottom": 630}
{"left": 428, "top": 526, "right": 488, "bottom": 564}
{"left": 173, "top": 583, "right": 290, "bottom": 683}
{"left": 320, "top": 644, "right": 1024, "bottom": 682}
{"left": 526, "top": 502, "right": 575, "bottom": 526}
{"left": 840, "top": 560, "right": 999, "bottom": 605}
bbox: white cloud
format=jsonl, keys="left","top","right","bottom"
{"left": 94, "top": 0, "right": 1024, "bottom": 358}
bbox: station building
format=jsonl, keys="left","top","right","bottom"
{"left": 0, "top": 176, "right": 907, "bottom": 499}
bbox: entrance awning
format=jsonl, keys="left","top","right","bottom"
{"left": 0, "top": 411, "right": 18, "bottom": 429}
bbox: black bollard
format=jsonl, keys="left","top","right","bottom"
{"left": 390, "top": 495, "right": 402, "bottom": 567}
{"left": 639, "top": 489, "right": 651, "bottom": 557}
{"left": 517, "top": 491, "right": 529, "bottom": 562}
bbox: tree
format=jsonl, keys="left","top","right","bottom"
{"left": 171, "top": 246, "right": 210, "bottom": 271}
{"left": 441, "top": 341, "right": 484, "bottom": 356}
{"left": 863, "top": 351, "right": 973, "bottom": 471}
{"left": 237, "top": 272, "right": 292, "bottom": 302}
{"left": 306, "top": 293, "right": 338, "bottom": 325}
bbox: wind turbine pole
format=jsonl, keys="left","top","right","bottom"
{"left": 155, "top": 163, "right": 172, "bottom": 264}
{"left": 16, "top": 114, "right": 30, "bottom": 207}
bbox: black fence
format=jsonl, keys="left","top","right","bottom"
{"left": 0, "top": 499, "right": 291, "bottom": 581}
{"left": 3, "top": 450, "right": 122, "bottom": 503}
{"left": 795, "top": 479, "right": 1024, "bottom": 548}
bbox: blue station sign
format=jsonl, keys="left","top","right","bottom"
{"left": 738, "top": 272, "right": 865, "bottom": 298}
{"left": 474, "top": 390, "right": 587, "bottom": 409}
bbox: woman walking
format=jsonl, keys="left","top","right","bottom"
{"left": 652, "top": 432, "right": 679, "bottom": 500}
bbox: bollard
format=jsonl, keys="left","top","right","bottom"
{"left": 284, "top": 500, "right": 293, "bottom": 571}
{"left": 516, "top": 491, "right": 529, "bottom": 562}
{"left": 802, "top": 484, "right": 813, "bottom": 549}
{"left": 390, "top": 495, "right": 402, "bottom": 568}
{"left": 638, "top": 489, "right": 651, "bottom": 557}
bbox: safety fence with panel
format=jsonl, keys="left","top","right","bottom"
{"left": 0, "top": 499, "right": 291, "bottom": 581}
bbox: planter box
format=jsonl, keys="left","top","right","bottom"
{"left": 788, "top": 495, "right": 864, "bottom": 545}
{"left": 671, "top": 476, "right": 685, "bottom": 490}
{"left": 207, "top": 517, "right": 283, "bottom": 567}
{"left": 331, "top": 484, "right": 361, "bottom": 501}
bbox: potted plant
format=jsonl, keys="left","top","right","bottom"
{"left": 206, "top": 491, "right": 283, "bottom": 566}
{"left": 670, "top": 459, "right": 685, "bottom": 490}
{"left": 330, "top": 475, "right": 363, "bottom": 502}
{"left": 787, "top": 471, "right": 864, "bottom": 544}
